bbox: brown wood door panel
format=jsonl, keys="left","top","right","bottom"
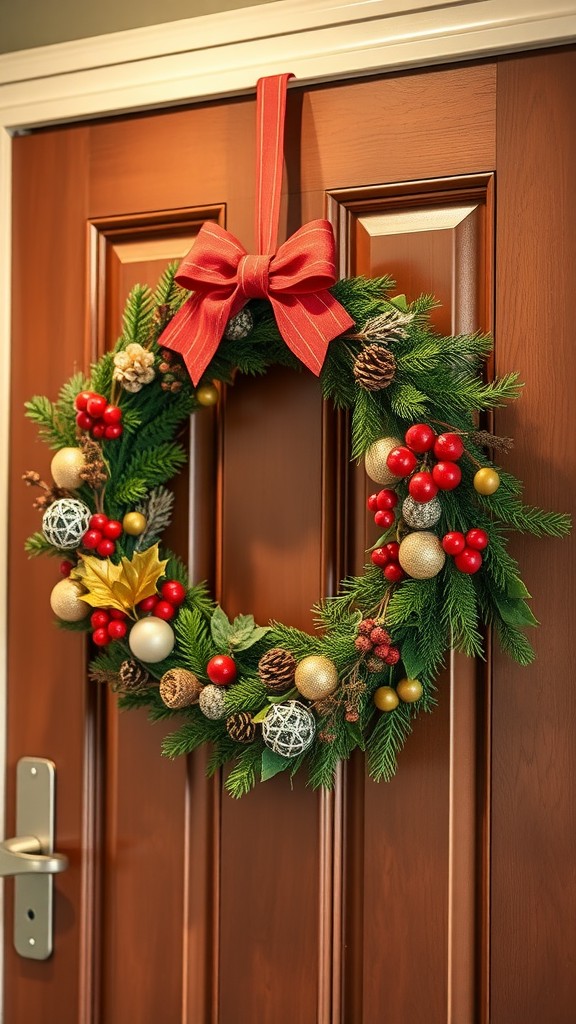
{"left": 6, "top": 54, "right": 576, "bottom": 1024}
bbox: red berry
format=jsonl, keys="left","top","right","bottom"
{"left": 59, "top": 559, "right": 73, "bottom": 577}
{"left": 138, "top": 595, "right": 159, "bottom": 613}
{"left": 370, "top": 626, "right": 391, "bottom": 645}
{"left": 86, "top": 394, "right": 107, "bottom": 418}
{"left": 358, "top": 618, "right": 376, "bottom": 635}
{"left": 92, "top": 626, "right": 110, "bottom": 647}
{"left": 465, "top": 528, "right": 489, "bottom": 551}
{"left": 433, "top": 433, "right": 464, "bottom": 461}
{"left": 83, "top": 529, "right": 102, "bottom": 549}
{"left": 376, "top": 489, "right": 398, "bottom": 511}
{"left": 91, "top": 423, "right": 106, "bottom": 440}
{"left": 408, "top": 471, "right": 438, "bottom": 503}
{"left": 103, "top": 404, "right": 123, "bottom": 425}
{"left": 367, "top": 493, "right": 379, "bottom": 512}
{"left": 442, "top": 531, "right": 466, "bottom": 556}
{"left": 354, "top": 635, "right": 373, "bottom": 653}
{"left": 91, "top": 610, "right": 110, "bottom": 629}
{"left": 432, "top": 461, "right": 462, "bottom": 491}
{"left": 74, "top": 391, "right": 94, "bottom": 412}
{"left": 386, "top": 446, "right": 418, "bottom": 477}
{"left": 374, "top": 643, "right": 391, "bottom": 659}
{"left": 161, "top": 580, "right": 187, "bottom": 606}
{"left": 104, "top": 519, "right": 123, "bottom": 540}
{"left": 89, "top": 513, "right": 108, "bottom": 531}
{"left": 371, "top": 547, "right": 389, "bottom": 567}
{"left": 385, "top": 646, "right": 401, "bottom": 665}
{"left": 96, "top": 538, "right": 115, "bottom": 557}
{"left": 76, "top": 411, "right": 93, "bottom": 431}
{"left": 374, "top": 509, "right": 395, "bottom": 529}
{"left": 109, "top": 609, "right": 127, "bottom": 620}
{"left": 206, "top": 654, "right": 237, "bottom": 685}
{"left": 155, "top": 600, "right": 176, "bottom": 621}
{"left": 385, "top": 541, "right": 400, "bottom": 561}
{"left": 405, "top": 423, "right": 436, "bottom": 453}
{"left": 384, "top": 563, "right": 405, "bottom": 583}
{"left": 104, "top": 424, "right": 123, "bottom": 440}
{"left": 454, "top": 548, "right": 483, "bottom": 574}
{"left": 107, "top": 620, "right": 128, "bottom": 640}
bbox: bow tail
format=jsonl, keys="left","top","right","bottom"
{"left": 159, "top": 291, "right": 237, "bottom": 386}
{"left": 271, "top": 291, "right": 355, "bottom": 375}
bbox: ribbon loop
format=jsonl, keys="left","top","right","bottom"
{"left": 238, "top": 254, "right": 272, "bottom": 300}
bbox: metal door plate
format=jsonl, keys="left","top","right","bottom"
{"left": 14, "top": 757, "right": 57, "bottom": 959}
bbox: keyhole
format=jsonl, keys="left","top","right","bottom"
{"left": 27, "top": 909, "right": 35, "bottom": 921}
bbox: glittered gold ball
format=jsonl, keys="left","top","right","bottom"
{"left": 50, "top": 447, "right": 85, "bottom": 490}
{"left": 196, "top": 383, "right": 219, "bottom": 407}
{"left": 364, "top": 437, "right": 403, "bottom": 485}
{"left": 50, "top": 578, "right": 89, "bottom": 621}
{"left": 398, "top": 531, "right": 446, "bottom": 579}
{"left": 373, "top": 686, "right": 400, "bottom": 712}
{"left": 396, "top": 678, "right": 423, "bottom": 703}
{"left": 473, "top": 467, "right": 501, "bottom": 495}
{"left": 123, "top": 512, "right": 147, "bottom": 536}
{"left": 294, "top": 655, "right": 339, "bottom": 700}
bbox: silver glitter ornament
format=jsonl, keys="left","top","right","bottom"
{"left": 262, "top": 701, "right": 316, "bottom": 758}
{"left": 224, "top": 308, "right": 254, "bottom": 341}
{"left": 42, "top": 498, "right": 91, "bottom": 548}
{"left": 199, "top": 683, "right": 227, "bottom": 720}
{"left": 402, "top": 495, "right": 442, "bottom": 530}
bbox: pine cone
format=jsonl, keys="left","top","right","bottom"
{"left": 257, "top": 648, "right": 296, "bottom": 693}
{"left": 119, "top": 659, "right": 150, "bottom": 691}
{"left": 226, "top": 712, "right": 256, "bottom": 744}
{"left": 159, "top": 668, "right": 202, "bottom": 709}
{"left": 113, "top": 343, "right": 155, "bottom": 393}
{"left": 353, "top": 344, "right": 396, "bottom": 391}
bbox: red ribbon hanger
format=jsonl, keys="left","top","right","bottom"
{"left": 158, "top": 73, "right": 354, "bottom": 384}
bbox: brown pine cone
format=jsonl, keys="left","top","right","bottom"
{"left": 226, "top": 712, "right": 256, "bottom": 744}
{"left": 257, "top": 648, "right": 296, "bottom": 693}
{"left": 119, "top": 659, "right": 150, "bottom": 691}
{"left": 159, "top": 668, "right": 202, "bottom": 708}
{"left": 353, "top": 344, "right": 396, "bottom": 391}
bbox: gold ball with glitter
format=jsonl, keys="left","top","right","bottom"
{"left": 294, "top": 655, "right": 339, "bottom": 700}
{"left": 123, "top": 511, "right": 147, "bottom": 536}
{"left": 402, "top": 494, "right": 442, "bottom": 530}
{"left": 398, "top": 531, "right": 446, "bottom": 579}
{"left": 49, "top": 578, "right": 89, "bottom": 622}
{"left": 397, "top": 678, "right": 424, "bottom": 703}
{"left": 473, "top": 467, "right": 501, "bottom": 495}
{"left": 50, "top": 447, "right": 86, "bottom": 490}
{"left": 364, "top": 436, "right": 403, "bottom": 485}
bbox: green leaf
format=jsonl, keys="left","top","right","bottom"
{"left": 399, "top": 635, "right": 426, "bottom": 681}
{"left": 390, "top": 294, "right": 408, "bottom": 310}
{"left": 493, "top": 594, "right": 539, "bottom": 628}
{"left": 252, "top": 706, "right": 271, "bottom": 724}
{"left": 261, "top": 747, "right": 293, "bottom": 782}
{"left": 506, "top": 577, "right": 532, "bottom": 599}
{"left": 210, "top": 606, "right": 233, "bottom": 648}
{"left": 347, "top": 721, "right": 366, "bottom": 751}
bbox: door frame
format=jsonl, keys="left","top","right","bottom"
{"left": 1, "top": 0, "right": 575, "bottom": 1004}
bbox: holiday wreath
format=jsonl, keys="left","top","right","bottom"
{"left": 23, "top": 76, "right": 570, "bottom": 797}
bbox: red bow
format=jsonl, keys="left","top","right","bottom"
{"left": 158, "top": 74, "right": 353, "bottom": 385}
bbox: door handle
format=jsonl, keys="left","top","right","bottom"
{"left": 0, "top": 834, "right": 68, "bottom": 876}
{"left": 7, "top": 757, "right": 68, "bottom": 960}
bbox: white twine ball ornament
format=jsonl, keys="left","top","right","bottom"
{"left": 42, "top": 498, "right": 91, "bottom": 548}
{"left": 199, "top": 684, "right": 227, "bottom": 720}
{"left": 262, "top": 700, "right": 316, "bottom": 758}
{"left": 224, "top": 308, "right": 254, "bottom": 341}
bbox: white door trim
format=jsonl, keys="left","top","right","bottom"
{"left": 0, "top": 0, "right": 575, "bottom": 999}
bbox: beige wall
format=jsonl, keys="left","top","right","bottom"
{"left": 0, "top": 0, "right": 274, "bottom": 53}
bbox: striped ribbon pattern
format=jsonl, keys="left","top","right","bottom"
{"left": 158, "top": 74, "right": 354, "bottom": 385}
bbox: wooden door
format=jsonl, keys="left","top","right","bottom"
{"left": 6, "top": 50, "right": 576, "bottom": 1023}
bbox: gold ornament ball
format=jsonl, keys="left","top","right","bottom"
{"left": 128, "top": 616, "right": 175, "bottom": 663}
{"left": 294, "top": 655, "right": 339, "bottom": 700}
{"left": 196, "top": 383, "right": 219, "bottom": 407}
{"left": 50, "top": 447, "right": 85, "bottom": 490}
{"left": 364, "top": 436, "right": 403, "bottom": 485}
{"left": 398, "top": 531, "right": 446, "bottom": 579}
{"left": 373, "top": 686, "right": 400, "bottom": 712}
{"left": 474, "top": 467, "right": 501, "bottom": 495}
{"left": 50, "top": 578, "right": 89, "bottom": 622}
{"left": 396, "top": 678, "right": 423, "bottom": 703}
{"left": 123, "top": 511, "right": 147, "bottom": 536}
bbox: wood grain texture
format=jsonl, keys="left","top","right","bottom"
{"left": 492, "top": 47, "right": 576, "bottom": 1024}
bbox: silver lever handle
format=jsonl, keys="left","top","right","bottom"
{"left": 0, "top": 834, "right": 68, "bottom": 876}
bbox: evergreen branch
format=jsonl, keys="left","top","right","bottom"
{"left": 367, "top": 702, "right": 413, "bottom": 782}
{"left": 224, "top": 677, "right": 268, "bottom": 714}
{"left": 162, "top": 714, "right": 224, "bottom": 759}
{"left": 25, "top": 395, "right": 76, "bottom": 448}
{"left": 120, "top": 284, "right": 155, "bottom": 347}
{"left": 25, "top": 532, "right": 74, "bottom": 558}
{"left": 174, "top": 607, "right": 215, "bottom": 678}
{"left": 480, "top": 492, "right": 571, "bottom": 537}
{"left": 225, "top": 742, "right": 264, "bottom": 798}
{"left": 111, "top": 442, "right": 187, "bottom": 504}
{"left": 494, "top": 619, "right": 536, "bottom": 665}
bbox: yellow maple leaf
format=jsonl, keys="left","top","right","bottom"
{"left": 72, "top": 543, "right": 168, "bottom": 613}
{"left": 71, "top": 556, "right": 125, "bottom": 612}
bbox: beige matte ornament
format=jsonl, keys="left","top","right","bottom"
{"left": 50, "top": 578, "right": 90, "bottom": 621}
{"left": 364, "top": 436, "right": 403, "bottom": 485}
{"left": 398, "top": 531, "right": 446, "bottom": 579}
{"left": 294, "top": 655, "right": 339, "bottom": 700}
{"left": 50, "top": 447, "right": 85, "bottom": 490}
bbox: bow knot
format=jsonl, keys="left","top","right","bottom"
{"left": 238, "top": 254, "right": 272, "bottom": 300}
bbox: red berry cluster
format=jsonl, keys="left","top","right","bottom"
{"left": 137, "top": 580, "right": 187, "bottom": 621}
{"left": 387, "top": 423, "right": 465, "bottom": 503}
{"left": 370, "top": 541, "right": 405, "bottom": 583}
{"left": 442, "top": 528, "right": 489, "bottom": 574}
{"left": 354, "top": 619, "right": 400, "bottom": 665}
{"left": 74, "top": 391, "right": 123, "bottom": 440}
{"left": 367, "top": 488, "right": 397, "bottom": 531}
{"left": 90, "top": 608, "right": 128, "bottom": 646}
{"left": 82, "top": 513, "right": 123, "bottom": 558}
